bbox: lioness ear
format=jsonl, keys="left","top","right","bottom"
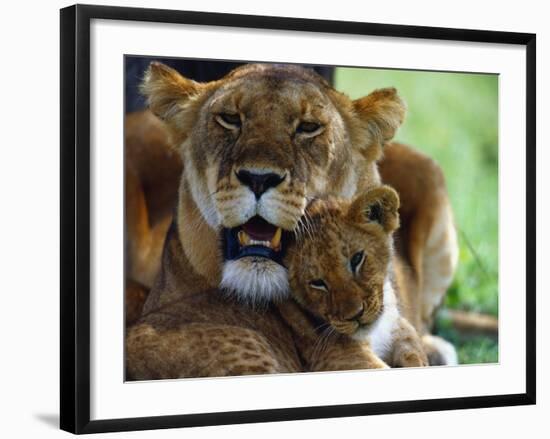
{"left": 353, "top": 87, "right": 406, "bottom": 148}
{"left": 140, "top": 62, "right": 203, "bottom": 123}
{"left": 349, "top": 185, "right": 400, "bottom": 233}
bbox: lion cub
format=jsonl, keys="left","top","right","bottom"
{"left": 279, "top": 186, "right": 428, "bottom": 371}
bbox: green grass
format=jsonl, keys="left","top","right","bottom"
{"left": 335, "top": 67, "right": 499, "bottom": 364}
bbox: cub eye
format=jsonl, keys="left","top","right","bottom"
{"left": 309, "top": 279, "right": 328, "bottom": 292}
{"left": 296, "top": 121, "right": 323, "bottom": 136}
{"left": 350, "top": 251, "right": 365, "bottom": 274}
{"left": 216, "top": 113, "right": 241, "bottom": 129}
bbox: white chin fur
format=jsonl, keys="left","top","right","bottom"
{"left": 220, "top": 258, "right": 290, "bottom": 305}
{"left": 351, "top": 277, "right": 399, "bottom": 361}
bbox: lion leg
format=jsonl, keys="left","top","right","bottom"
{"left": 125, "top": 111, "right": 181, "bottom": 291}
{"left": 125, "top": 279, "right": 149, "bottom": 327}
{"left": 390, "top": 317, "right": 429, "bottom": 368}
{"left": 309, "top": 338, "right": 389, "bottom": 372}
{"left": 126, "top": 322, "right": 290, "bottom": 380}
{"left": 421, "top": 334, "right": 458, "bottom": 366}
{"left": 125, "top": 164, "right": 172, "bottom": 290}
{"left": 125, "top": 165, "right": 154, "bottom": 286}
{"left": 411, "top": 197, "right": 459, "bottom": 367}
{"left": 276, "top": 301, "right": 388, "bottom": 371}
{"left": 419, "top": 198, "right": 459, "bottom": 332}
{"left": 407, "top": 194, "right": 459, "bottom": 367}
{"left": 379, "top": 143, "right": 459, "bottom": 365}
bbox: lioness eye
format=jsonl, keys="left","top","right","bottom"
{"left": 296, "top": 121, "right": 322, "bottom": 135}
{"left": 350, "top": 251, "right": 365, "bottom": 274}
{"left": 216, "top": 113, "right": 241, "bottom": 129}
{"left": 309, "top": 279, "right": 328, "bottom": 292}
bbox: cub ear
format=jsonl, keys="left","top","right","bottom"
{"left": 353, "top": 87, "right": 406, "bottom": 148}
{"left": 349, "top": 185, "right": 400, "bottom": 233}
{"left": 140, "top": 62, "right": 203, "bottom": 123}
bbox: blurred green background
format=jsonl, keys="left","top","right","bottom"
{"left": 335, "top": 68, "right": 499, "bottom": 364}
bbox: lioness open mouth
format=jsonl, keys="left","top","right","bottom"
{"left": 223, "top": 216, "right": 287, "bottom": 265}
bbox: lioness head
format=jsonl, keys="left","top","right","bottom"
{"left": 141, "top": 62, "right": 405, "bottom": 303}
{"left": 284, "top": 186, "right": 400, "bottom": 335}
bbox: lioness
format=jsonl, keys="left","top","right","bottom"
{"left": 126, "top": 62, "right": 457, "bottom": 378}
{"left": 279, "top": 186, "right": 428, "bottom": 371}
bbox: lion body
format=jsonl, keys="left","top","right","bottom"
{"left": 125, "top": 63, "right": 458, "bottom": 379}
{"left": 280, "top": 188, "right": 428, "bottom": 370}
{"left": 127, "top": 291, "right": 302, "bottom": 379}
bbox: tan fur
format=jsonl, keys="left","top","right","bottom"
{"left": 378, "top": 143, "right": 459, "bottom": 365}
{"left": 379, "top": 142, "right": 459, "bottom": 333}
{"left": 125, "top": 279, "right": 148, "bottom": 327}
{"left": 138, "top": 62, "right": 406, "bottom": 311}
{"left": 126, "top": 188, "right": 428, "bottom": 379}
{"left": 124, "top": 110, "right": 181, "bottom": 322}
{"left": 127, "top": 291, "right": 302, "bottom": 379}
{"left": 125, "top": 63, "right": 455, "bottom": 378}
{"left": 281, "top": 188, "right": 428, "bottom": 369}
{"left": 276, "top": 299, "right": 389, "bottom": 371}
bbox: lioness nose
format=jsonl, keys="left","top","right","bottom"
{"left": 343, "top": 304, "right": 365, "bottom": 322}
{"left": 236, "top": 170, "right": 285, "bottom": 199}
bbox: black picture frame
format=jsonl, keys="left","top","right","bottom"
{"left": 60, "top": 4, "right": 536, "bottom": 434}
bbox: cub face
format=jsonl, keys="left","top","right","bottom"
{"left": 141, "top": 62, "right": 405, "bottom": 303}
{"left": 285, "top": 186, "right": 400, "bottom": 335}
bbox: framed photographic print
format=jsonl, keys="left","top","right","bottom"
{"left": 60, "top": 4, "right": 536, "bottom": 434}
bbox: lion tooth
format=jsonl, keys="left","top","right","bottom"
{"left": 238, "top": 230, "right": 251, "bottom": 246}
{"left": 250, "top": 239, "right": 271, "bottom": 247}
{"left": 238, "top": 230, "right": 281, "bottom": 250}
{"left": 271, "top": 228, "right": 282, "bottom": 250}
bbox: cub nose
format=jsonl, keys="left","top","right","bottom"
{"left": 343, "top": 304, "right": 365, "bottom": 322}
{"left": 236, "top": 169, "right": 285, "bottom": 199}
